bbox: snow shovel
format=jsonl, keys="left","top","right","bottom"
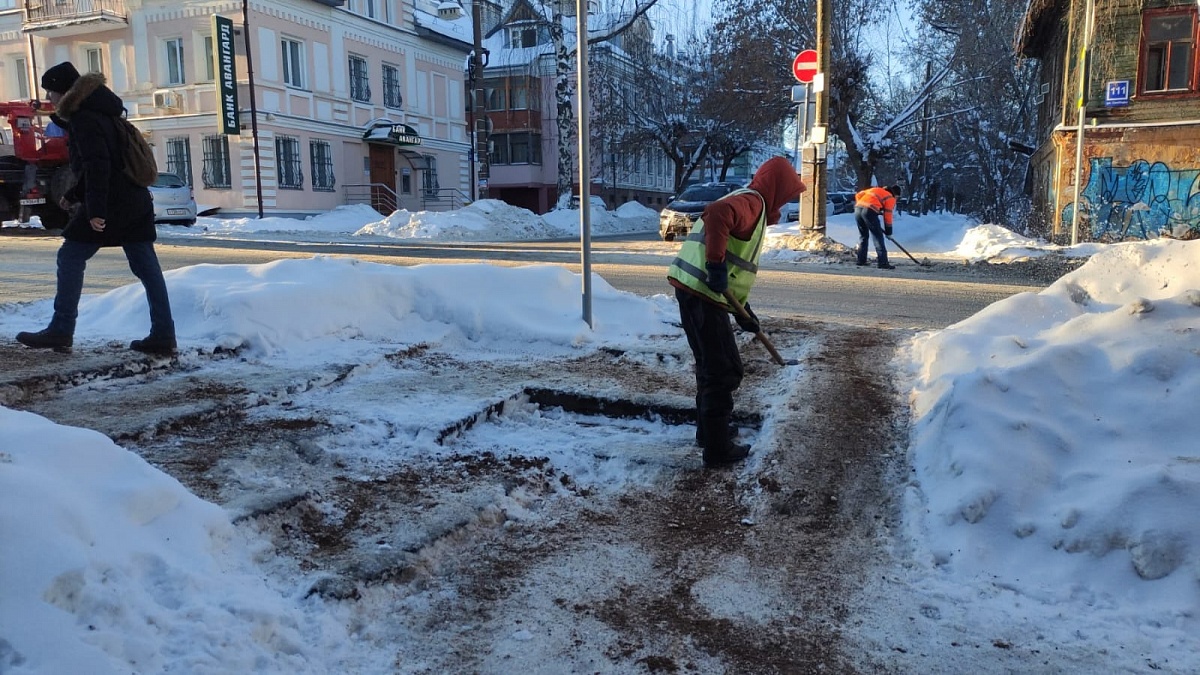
{"left": 722, "top": 291, "right": 796, "bottom": 367}
{"left": 886, "top": 235, "right": 931, "bottom": 266}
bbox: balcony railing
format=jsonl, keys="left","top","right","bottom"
{"left": 23, "top": 0, "right": 128, "bottom": 35}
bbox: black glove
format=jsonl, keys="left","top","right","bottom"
{"left": 734, "top": 303, "right": 760, "bottom": 334}
{"left": 884, "top": 225, "right": 893, "bottom": 236}
{"left": 705, "top": 261, "right": 728, "bottom": 294}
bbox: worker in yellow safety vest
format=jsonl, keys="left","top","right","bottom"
{"left": 667, "top": 157, "right": 805, "bottom": 467}
{"left": 853, "top": 184, "right": 901, "bottom": 269}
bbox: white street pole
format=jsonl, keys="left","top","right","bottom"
{"left": 1070, "top": 0, "right": 1096, "bottom": 246}
{"left": 576, "top": 1, "right": 593, "bottom": 328}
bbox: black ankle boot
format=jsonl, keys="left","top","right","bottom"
{"left": 703, "top": 442, "right": 750, "bottom": 468}
{"left": 16, "top": 329, "right": 73, "bottom": 353}
{"left": 694, "top": 423, "right": 740, "bottom": 447}
{"left": 130, "top": 334, "right": 177, "bottom": 355}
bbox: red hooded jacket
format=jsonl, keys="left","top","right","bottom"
{"left": 698, "top": 157, "right": 806, "bottom": 263}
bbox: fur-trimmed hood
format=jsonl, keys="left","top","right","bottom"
{"left": 54, "top": 72, "right": 124, "bottom": 122}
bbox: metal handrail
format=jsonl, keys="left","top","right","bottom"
{"left": 344, "top": 183, "right": 398, "bottom": 215}
{"left": 420, "top": 187, "right": 470, "bottom": 211}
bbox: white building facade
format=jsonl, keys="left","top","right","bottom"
{"left": 0, "top": 0, "right": 473, "bottom": 217}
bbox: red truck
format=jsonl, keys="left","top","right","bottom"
{"left": 0, "top": 100, "right": 73, "bottom": 229}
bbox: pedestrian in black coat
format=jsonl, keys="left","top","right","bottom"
{"left": 15, "top": 62, "right": 176, "bottom": 355}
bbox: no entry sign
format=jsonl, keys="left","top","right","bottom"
{"left": 792, "top": 49, "right": 818, "bottom": 84}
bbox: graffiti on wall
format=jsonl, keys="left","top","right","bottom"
{"left": 1061, "top": 157, "right": 1200, "bottom": 240}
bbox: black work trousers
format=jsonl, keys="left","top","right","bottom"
{"left": 676, "top": 287, "right": 743, "bottom": 453}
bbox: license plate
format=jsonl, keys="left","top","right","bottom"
{"left": 167, "top": 209, "right": 188, "bottom": 215}
{"left": 19, "top": 198, "right": 46, "bottom": 206}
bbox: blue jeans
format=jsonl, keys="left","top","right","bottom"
{"left": 48, "top": 240, "right": 174, "bottom": 337}
{"left": 854, "top": 207, "right": 890, "bottom": 267}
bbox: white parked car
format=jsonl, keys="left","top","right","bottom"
{"left": 148, "top": 172, "right": 197, "bottom": 226}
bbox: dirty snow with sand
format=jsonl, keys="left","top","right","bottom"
{"left": 1, "top": 203, "right": 1197, "bottom": 672}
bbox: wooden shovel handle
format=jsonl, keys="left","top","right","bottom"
{"left": 722, "top": 290, "right": 787, "bottom": 367}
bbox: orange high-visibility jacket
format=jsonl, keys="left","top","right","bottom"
{"left": 855, "top": 187, "right": 896, "bottom": 227}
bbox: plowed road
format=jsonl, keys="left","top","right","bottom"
{"left": 0, "top": 233, "right": 1043, "bottom": 330}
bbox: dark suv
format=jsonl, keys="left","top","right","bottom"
{"left": 828, "top": 191, "right": 856, "bottom": 215}
{"left": 658, "top": 182, "right": 744, "bottom": 241}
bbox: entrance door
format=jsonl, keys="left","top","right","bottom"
{"left": 368, "top": 144, "right": 396, "bottom": 214}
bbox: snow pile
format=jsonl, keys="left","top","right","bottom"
{"left": 951, "top": 222, "right": 1052, "bottom": 262}
{"left": 0, "top": 407, "right": 366, "bottom": 674}
{"left": 187, "top": 200, "right": 658, "bottom": 242}
{"left": 357, "top": 199, "right": 566, "bottom": 240}
{"left": 905, "top": 239, "right": 1200, "bottom": 623}
{"left": 192, "top": 204, "right": 384, "bottom": 236}
{"left": 1, "top": 215, "right": 47, "bottom": 229}
{"left": 2, "top": 256, "right": 678, "bottom": 359}
{"left": 355, "top": 196, "right": 662, "bottom": 241}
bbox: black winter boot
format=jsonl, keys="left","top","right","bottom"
{"left": 694, "top": 421, "right": 741, "bottom": 447}
{"left": 704, "top": 442, "right": 750, "bottom": 467}
{"left": 130, "top": 334, "right": 177, "bottom": 355}
{"left": 16, "top": 329, "right": 73, "bottom": 353}
{"left": 700, "top": 415, "right": 750, "bottom": 467}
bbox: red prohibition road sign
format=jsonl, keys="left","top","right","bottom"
{"left": 792, "top": 49, "right": 818, "bottom": 84}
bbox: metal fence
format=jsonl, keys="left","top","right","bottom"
{"left": 25, "top": 0, "right": 128, "bottom": 24}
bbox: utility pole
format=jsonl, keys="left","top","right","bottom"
{"left": 800, "top": 0, "right": 831, "bottom": 233}
{"left": 1070, "top": 0, "right": 1096, "bottom": 246}
{"left": 472, "top": 2, "right": 490, "bottom": 201}
{"left": 920, "top": 60, "right": 931, "bottom": 215}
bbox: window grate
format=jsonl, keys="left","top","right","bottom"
{"left": 421, "top": 155, "right": 439, "bottom": 197}
{"left": 276, "top": 135, "right": 303, "bottom": 190}
{"left": 201, "top": 135, "right": 231, "bottom": 189}
{"left": 310, "top": 140, "right": 336, "bottom": 192}
{"left": 166, "top": 137, "right": 193, "bottom": 186}
{"left": 383, "top": 64, "right": 403, "bottom": 108}
{"left": 350, "top": 56, "right": 371, "bottom": 102}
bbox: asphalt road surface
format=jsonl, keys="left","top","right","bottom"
{"left": 0, "top": 231, "right": 1043, "bottom": 331}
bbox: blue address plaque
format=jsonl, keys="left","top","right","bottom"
{"left": 1105, "top": 80, "right": 1130, "bottom": 107}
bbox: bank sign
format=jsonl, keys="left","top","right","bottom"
{"left": 213, "top": 15, "right": 240, "bottom": 134}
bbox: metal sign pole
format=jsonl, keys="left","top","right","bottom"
{"left": 242, "top": 0, "right": 264, "bottom": 218}
{"left": 576, "top": 1, "right": 593, "bottom": 328}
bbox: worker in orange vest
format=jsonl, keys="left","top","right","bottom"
{"left": 853, "top": 184, "right": 901, "bottom": 269}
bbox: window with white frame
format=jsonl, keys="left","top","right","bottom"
{"left": 276, "top": 135, "right": 303, "bottom": 189}
{"left": 363, "top": 0, "right": 376, "bottom": 19}
{"left": 165, "top": 38, "right": 185, "bottom": 85}
{"left": 85, "top": 47, "right": 102, "bottom": 75}
{"left": 383, "top": 64, "right": 402, "bottom": 108}
{"left": 349, "top": 55, "right": 370, "bottom": 102}
{"left": 508, "top": 24, "right": 538, "bottom": 48}
{"left": 14, "top": 57, "right": 29, "bottom": 99}
{"left": 310, "top": 140, "right": 335, "bottom": 191}
{"left": 282, "top": 38, "right": 305, "bottom": 88}
{"left": 202, "top": 135, "right": 231, "bottom": 189}
{"left": 203, "top": 35, "right": 215, "bottom": 81}
{"left": 166, "top": 137, "right": 193, "bottom": 186}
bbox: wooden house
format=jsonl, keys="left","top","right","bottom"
{"left": 1018, "top": 0, "right": 1200, "bottom": 240}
